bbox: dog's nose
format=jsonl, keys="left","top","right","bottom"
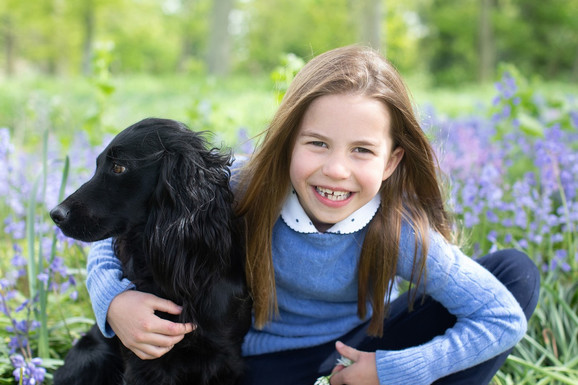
{"left": 50, "top": 205, "right": 70, "bottom": 225}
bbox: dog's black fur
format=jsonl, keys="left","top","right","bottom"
{"left": 50, "top": 118, "right": 252, "bottom": 385}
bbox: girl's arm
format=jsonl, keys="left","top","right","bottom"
{"left": 86, "top": 239, "right": 194, "bottom": 359}
{"left": 374, "top": 225, "right": 527, "bottom": 384}
{"left": 86, "top": 238, "right": 135, "bottom": 336}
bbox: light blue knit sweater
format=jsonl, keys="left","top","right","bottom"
{"left": 86, "top": 198, "right": 526, "bottom": 384}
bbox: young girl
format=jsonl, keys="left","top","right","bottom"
{"left": 85, "top": 45, "right": 540, "bottom": 384}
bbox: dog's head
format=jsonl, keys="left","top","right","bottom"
{"left": 50, "top": 118, "right": 233, "bottom": 248}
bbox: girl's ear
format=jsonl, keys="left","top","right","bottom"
{"left": 382, "top": 146, "right": 404, "bottom": 181}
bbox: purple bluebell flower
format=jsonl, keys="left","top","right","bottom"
{"left": 550, "top": 233, "right": 564, "bottom": 243}
{"left": 530, "top": 233, "right": 543, "bottom": 244}
{"left": 11, "top": 354, "right": 46, "bottom": 385}
{"left": 50, "top": 256, "right": 68, "bottom": 277}
{"left": 503, "top": 73, "right": 517, "bottom": 97}
{"left": 570, "top": 110, "right": 578, "bottom": 129}
{"left": 549, "top": 250, "right": 571, "bottom": 272}
{"left": 518, "top": 238, "right": 528, "bottom": 249}
{"left": 9, "top": 336, "right": 25, "bottom": 353}
{"left": 486, "top": 210, "right": 499, "bottom": 223}
{"left": 11, "top": 253, "right": 27, "bottom": 267}
{"left": 494, "top": 80, "right": 504, "bottom": 94}
{"left": 464, "top": 211, "right": 480, "bottom": 228}
{"left": 514, "top": 209, "right": 528, "bottom": 228}
{"left": 493, "top": 71, "right": 518, "bottom": 102}
{"left": 501, "top": 104, "right": 512, "bottom": 119}
{"left": 37, "top": 273, "right": 49, "bottom": 284}
{"left": 555, "top": 249, "right": 567, "bottom": 260}
{"left": 4, "top": 218, "right": 26, "bottom": 239}
{"left": 14, "top": 300, "right": 29, "bottom": 313}
{"left": 10, "top": 354, "right": 25, "bottom": 368}
{"left": 487, "top": 231, "right": 498, "bottom": 243}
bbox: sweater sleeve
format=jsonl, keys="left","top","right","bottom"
{"left": 86, "top": 238, "right": 135, "bottom": 337}
{"left": 375, "top": 225, "right": 527, "bottom": 384}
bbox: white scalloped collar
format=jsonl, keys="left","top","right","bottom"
{"left": 280, "top": 189, "right": 381, "bottom": 234}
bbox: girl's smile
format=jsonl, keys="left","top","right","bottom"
{"left": 315, "top": 186, "right": 352, "bottom": 205}
{"left": 290, "top": 93, "right": 404, "bottom": 232}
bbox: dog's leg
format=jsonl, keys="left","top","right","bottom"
{"left": 54, "top": 324, "right": 124, "bottom": 385}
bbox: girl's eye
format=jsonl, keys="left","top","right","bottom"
{"left": 112, "top": 164, "right": 127, "bottom": 174}
{"left": 354, "top": 147, "right": 373, "bottom": 154}
{"left": 310, "top": 141, "right": 327, "bottom": 148}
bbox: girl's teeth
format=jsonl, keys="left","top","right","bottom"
{"left": 316, "top": 187, "right": 351, "bottom": 201}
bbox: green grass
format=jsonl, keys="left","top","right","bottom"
{"left": 0, "top": 72, "right": 576, "bottom": 384}
{"left": 0, "top": 74, "right": 278, "bottom": 151}
{"left": 2, "top": 72, "right": 574, "bottom": 151}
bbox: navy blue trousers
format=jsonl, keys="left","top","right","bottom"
{"left": 239, "top": 249, "right": 540, "bottom": 385}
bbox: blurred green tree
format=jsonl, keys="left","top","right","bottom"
{"left": 0, "top": 0, "right": 575, "bottom": 82}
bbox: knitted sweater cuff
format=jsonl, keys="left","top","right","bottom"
{"left": 376, "top": 349, "right": 433, "bottom": 385}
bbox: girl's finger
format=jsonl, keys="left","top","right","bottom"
{"left": 133, "top": 344, "right": 175, "bottom": 360}
{"left": 335, "top": 341, "right": 360, "bottom": 362}
{"left": 149, "top": 296, "right": 185, "bottom": 315}
{"left": 154, "top": 318, "right": 195, "bottom": 336}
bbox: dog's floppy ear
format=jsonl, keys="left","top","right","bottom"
{"left": 144, "top": 130, "right": 234, "bottom": 300}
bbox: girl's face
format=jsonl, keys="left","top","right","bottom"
{"left": 290, "top": 93, "right": 404, "bottom": 232}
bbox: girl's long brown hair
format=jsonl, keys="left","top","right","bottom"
{"left": 235, "top": 45, "right": 453, "bottom": 335}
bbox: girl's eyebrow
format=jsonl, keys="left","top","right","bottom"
{"left": 298, "top": 130, "right": 325, "bottom": 139}
{"left": 351, "top": 139, "right": 379, "bottom": 148}
{"left": 298, "top": 130, "right": 331, "bottom": 143}
{"left": 299, "top": 130, "right": 380, "bottom": 148}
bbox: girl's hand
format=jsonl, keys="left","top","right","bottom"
{"left": 107, "top": 290, "right": 195, "bottom": 360}
{"left": 330, "top": 341, "right": 379, "bottom": 385}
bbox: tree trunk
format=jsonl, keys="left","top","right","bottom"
{"left": 206, "top": 0, "right": 234, "bottom": 76}
{"left": 478, "top": 0, "right": 494, "bottom": 82}
{"left": 572, "top": 48, "right": 578, "bottom": 82}
{"left": 3, "top": 16, "right": 15, "bottom": 76}
{"left": 177, "top": 0, "right": 196, "bottom": 73}
{"left": 82, "top": 0, "right": 95, "bottom": 76}
{"left": 46, "top": 0, "right": 61, "bottom": 75}
{"left": 360, "top": 0, "right": 383, "bottom": 51}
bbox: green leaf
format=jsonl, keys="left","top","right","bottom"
{"left": 518, "top": 113, "right": 544, "bottom": 138}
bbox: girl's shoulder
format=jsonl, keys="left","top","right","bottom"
{"left": 397, "top": 219, "right": 457, "bottom": 274}
{"left": 231, "top": 154, "right": 249, "bottom": 174}
{"left": 399, "top": 218, "right": 453, "bottom": 248}
{"left": 229, "top": 155, "right": 249, "bottom": 190}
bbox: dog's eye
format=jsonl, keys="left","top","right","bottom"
{"left": 112, "top": 164, "right": 127, "bottom": 174}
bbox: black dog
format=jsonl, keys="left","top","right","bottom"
{"left": 50, "top": 118, "right": 252, "bottom": 385}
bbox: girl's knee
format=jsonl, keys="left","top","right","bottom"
{"left": 479, "top": 249, "right": 540, "bottom": 319}
{"left": 482, "top": 249, "right": 538, "bottom": 278}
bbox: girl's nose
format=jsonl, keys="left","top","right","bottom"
{"left": 322, "top": 154, "right": 351, "bottom": 179}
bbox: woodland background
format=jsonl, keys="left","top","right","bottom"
{"left": 0, "top": 1, "right": 577, "bottom": 384}
{"left": 1, "top": 0, "right": 577, "bottom": 82}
